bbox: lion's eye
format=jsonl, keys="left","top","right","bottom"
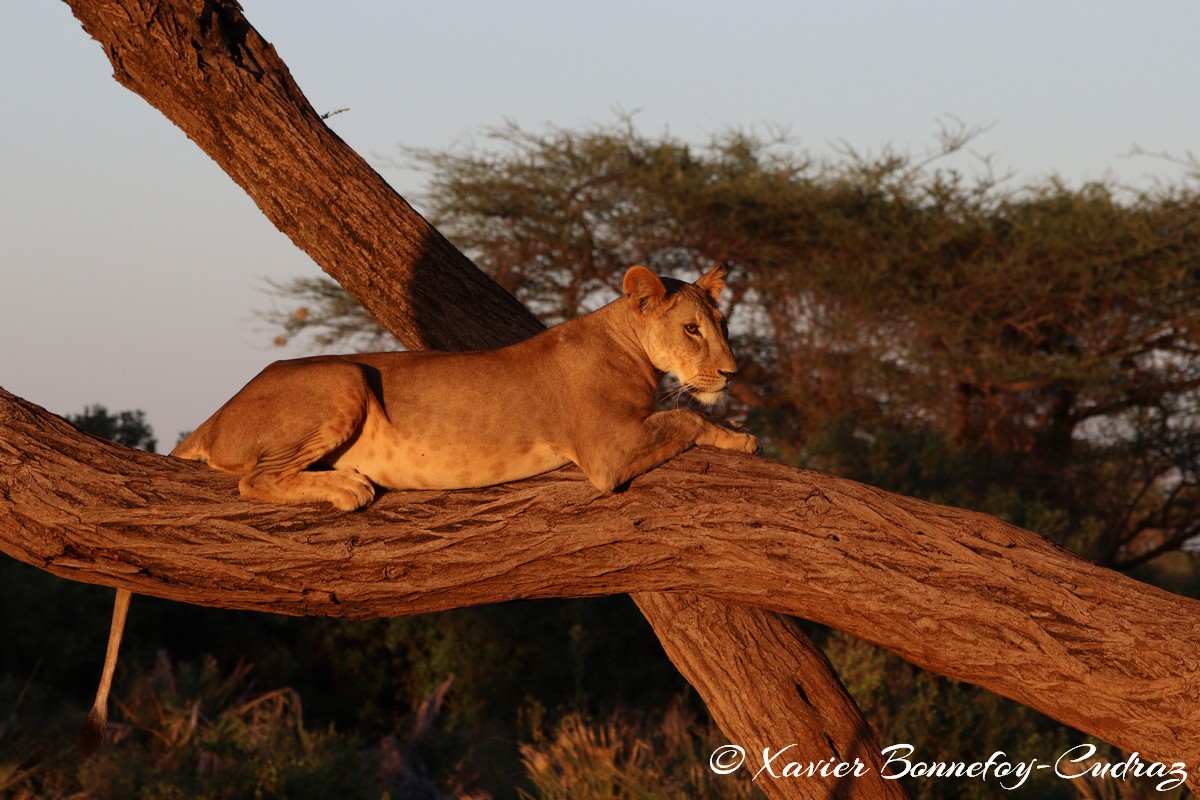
{"left": 684, "top": 323, "right": 701, "bottom": 336}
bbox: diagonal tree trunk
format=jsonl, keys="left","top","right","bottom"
{"left": 22, "top": 1, "right": 906, "bottom": 797}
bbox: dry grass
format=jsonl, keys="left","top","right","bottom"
{"left": 518, "top": 702, "right": 763, "bottom": 800}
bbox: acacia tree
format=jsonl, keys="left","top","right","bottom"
{"left": 2, "top": 2, "right": 1199, "bottom": 797}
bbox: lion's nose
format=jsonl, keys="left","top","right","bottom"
{"left": 719, "top": 368, "right": 739, "bottom": 381}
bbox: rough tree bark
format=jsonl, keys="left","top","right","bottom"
{"left": 4, "top": 387, "right": 1200, "bottom": 771}
{"left": 3, "top": 0, "right": 1196, "bottom": 794}
{"left": 22, "top": 2, "right": 903, "bottom": 799}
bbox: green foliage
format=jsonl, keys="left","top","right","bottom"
{"left": 67, "top": 404, "right": 158, "bottom": 453}
{"left": 0, "top": 655, "right": 418, "bottom": 800}
{"left": 288, "top": 598, "right": 689, "bottom": 788}
{"left": 0, "top": 656, "right": 756, "bottom": 800}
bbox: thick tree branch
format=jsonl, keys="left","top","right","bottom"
{"left": 66, "top": 0, "right": 540, "bottom": 352}
{"left": 4, "top": 386, "right": 1200, "bottom": 775}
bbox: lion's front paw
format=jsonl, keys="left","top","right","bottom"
{"left": 710, "top": 428, "right": 760, "bottom": 455}
{"left": 737, "top": 432, "right": 762, "bottom": 455}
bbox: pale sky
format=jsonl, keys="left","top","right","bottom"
{"left": 3, "top": 1, "right": 1199, "bottom": 446}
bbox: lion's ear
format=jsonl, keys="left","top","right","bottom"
{"left": 696, "top": 265, "right": 727, "bottom": 301}
{"left": 623, "top": 265, "right": 667, "bottom": 313}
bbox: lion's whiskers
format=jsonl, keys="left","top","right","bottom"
{"left": 663, "top": 382, "right": 690, "bottom": 409}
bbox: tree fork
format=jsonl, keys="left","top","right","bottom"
{"left": 24, "top": 1, "right": 907, "bottom": 797}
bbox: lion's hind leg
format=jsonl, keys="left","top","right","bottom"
{"left": 203, "top": 359, "right": 378, "bottom": 511}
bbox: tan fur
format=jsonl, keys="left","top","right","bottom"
{"left": 171, "top": 264, "right": 759, "bottom": 507}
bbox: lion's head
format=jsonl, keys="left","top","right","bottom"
{"left": 622, "top": 264, "right": 738, "bottom": 407}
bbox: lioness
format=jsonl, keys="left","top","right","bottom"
{"left": 80, "top": 264, "right": 758, "bottom": 752}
